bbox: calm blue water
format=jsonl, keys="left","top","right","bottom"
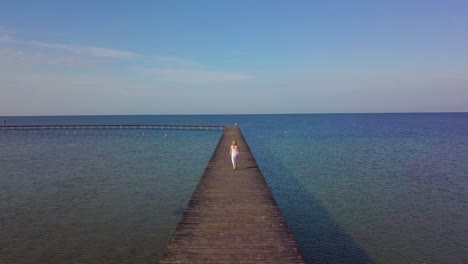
{"left": 1, "top": 114, "right": 467, "bottom": 263}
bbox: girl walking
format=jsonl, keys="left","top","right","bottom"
{"left": 230, "top": 140, "right": 240, "bottom": 170}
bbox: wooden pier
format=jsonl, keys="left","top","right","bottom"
{"left": 161, "top": 126, "right": 304, "bottom": 263}
{"left": 0, "top": 124, "right": 224, "bottom": 131}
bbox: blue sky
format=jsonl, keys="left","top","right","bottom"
{"left": 1, "top": 0, "right": 467, "bottom": 115}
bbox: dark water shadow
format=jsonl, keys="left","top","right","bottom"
{"left": 252, "top": 143, "right": 373, "bottom": 264}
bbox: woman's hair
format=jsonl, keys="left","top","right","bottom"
{"left": 232, "top": 140, "right": 237, "bottom": 146}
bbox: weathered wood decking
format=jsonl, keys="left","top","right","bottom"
{"left": 161, "top": 126, "right": 304, "bottom": 263}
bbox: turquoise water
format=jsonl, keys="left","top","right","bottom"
{"left": 1, "top": 114, "right": 467, "bottom": 263}
{"left": 0, "top": 126, "right": 222, "bottom": 263}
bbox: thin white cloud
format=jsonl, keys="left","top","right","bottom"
{"left": 147, "top": 68, "right": 251, "bottom": 83}
{"left": 0, "top": 34, "right": 15, "bottom": 43}
{"left": 0, "top": 47, "right": 109, "bottom": 67}
{"left": 1, "top": 27, "right": 253, "bottom": 86}
{"left": 30, "top": 41, "right": 136, "bottom": 59}
{"left": 0, "top": 30, "right": 136, "bottom": 60}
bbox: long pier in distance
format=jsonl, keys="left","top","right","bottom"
{"left": 0, "top": 124, "right": 224, "bottom": 132}
{"left": 160, "top": 126, "right": 304, "bottom": 263}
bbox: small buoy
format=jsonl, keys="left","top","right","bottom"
{"left": 284, "top": 131, "right": 287, "bottom": 134}
{"left": 164, "top": 133, "right": 167, "bottom": 138}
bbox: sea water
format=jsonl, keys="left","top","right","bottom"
{"left": 1, "top": 114, "right": 467, "bottom": 263}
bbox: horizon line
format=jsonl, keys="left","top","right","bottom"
{"left": 1, "top": 111, "right": 468, "bottom": 117}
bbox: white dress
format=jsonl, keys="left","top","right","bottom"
{"left": 230, "top": 145, "right": 239, "bottom": 163}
